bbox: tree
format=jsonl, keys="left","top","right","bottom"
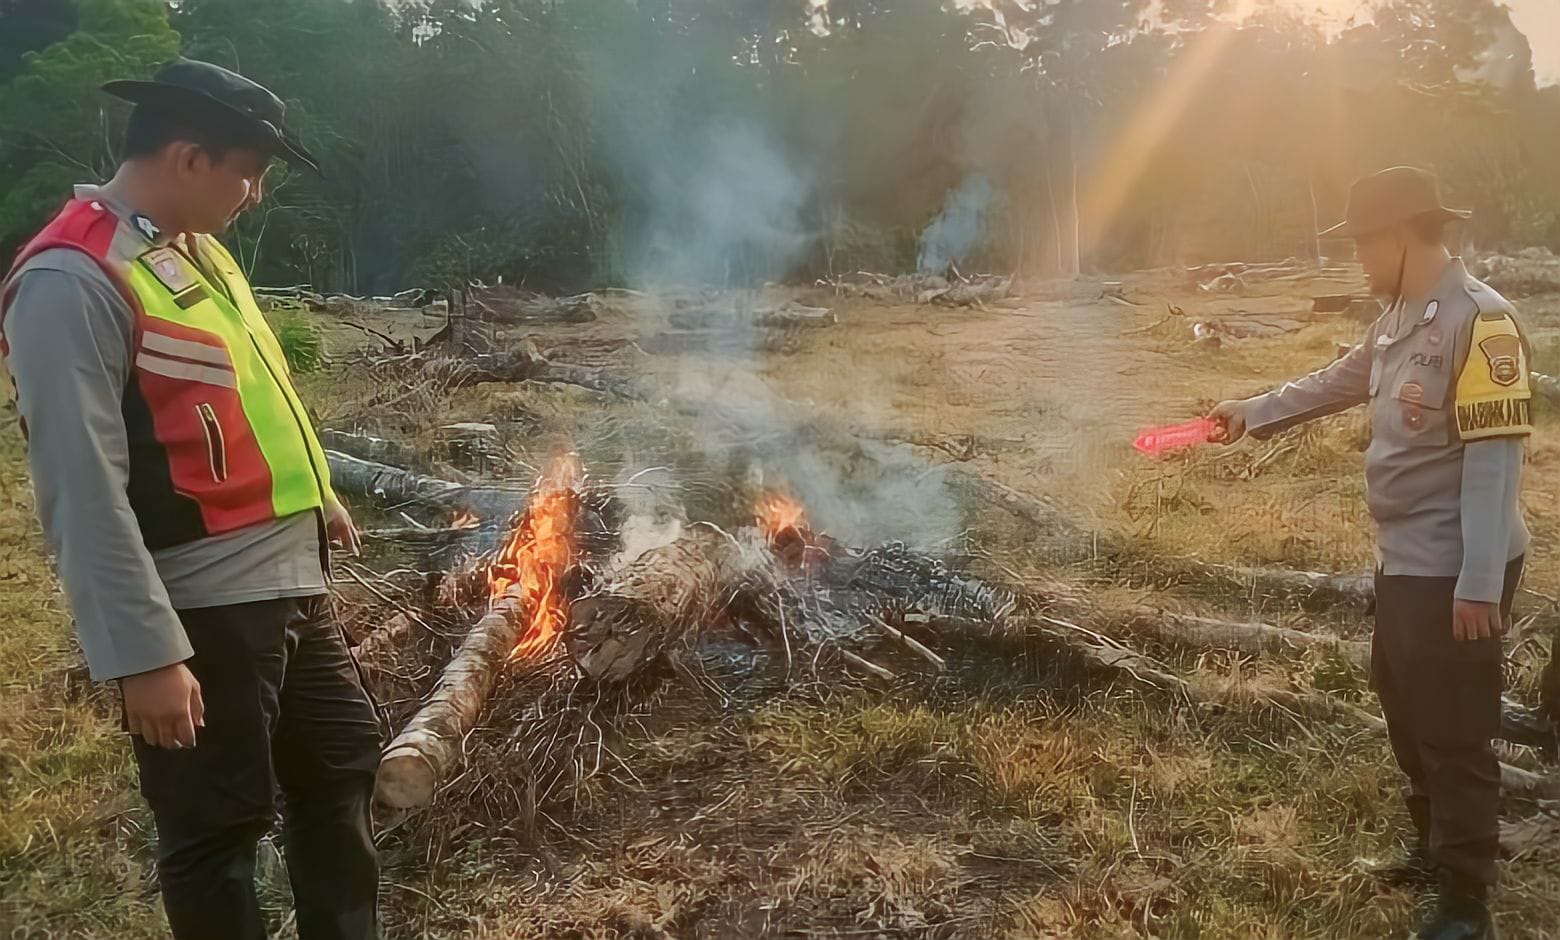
{"left": 0, "top": 0, "right": 178, "bottom": 255}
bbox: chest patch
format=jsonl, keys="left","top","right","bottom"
{"left": 1397, "top": 380, "right": 1427, "bottom": 431}
{"left": 1410, "top": 352, "right": 1444, "bottom": 369}
{"left": 140, "top": 247, "right": 197, "bottom": 295}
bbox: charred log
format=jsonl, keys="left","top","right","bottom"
{"left": 565, "top": 526, "right": 738, "bottom": 684}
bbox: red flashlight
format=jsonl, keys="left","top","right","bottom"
{"left": 1133, "top": 417, "right": 1220, "bottom": 457}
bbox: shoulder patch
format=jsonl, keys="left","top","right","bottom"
{"left": 1455, "top": 309, "right": 1531, "bottom": 441}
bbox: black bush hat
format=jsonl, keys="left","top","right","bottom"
{"left": 102, "top": 58, "right": 320, "bottom": 175}
{"left": 1319, "top": 166, "right": 1469, "bottom": 239}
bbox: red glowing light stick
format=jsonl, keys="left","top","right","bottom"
{"left": 1133, "top": 418, "right": 1219, "bottom": 457}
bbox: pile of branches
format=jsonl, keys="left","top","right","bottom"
{"left": 371, "top": 475, "right": 1024, "bottom": 835}
{"left": 820, "top": 271, "right": 1012, "bottom": 307}
{"left": 1474, "top": 248, "right": 1560, "bottom": 297}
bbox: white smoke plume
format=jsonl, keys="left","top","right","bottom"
{"left": 918, "top": 174, "right": 995, "bottom": 274}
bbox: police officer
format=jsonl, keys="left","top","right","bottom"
{"left": 0, "top": 60, "right": 381, "bottom": 939}
{"left": 1210, "top": 166, "right": 1529, "bottom": 940}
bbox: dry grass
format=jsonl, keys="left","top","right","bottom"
{"left": 0, "top": 422, "right": 167, "bottom": 938}
{"left": 4, "top": 279, "right": 1559, "bottom": 938}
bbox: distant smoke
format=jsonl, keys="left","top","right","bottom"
{"left": 619, "top": 122, "right": 811, "bottom": 288}
{"left": 918, "top": 175, "right": 994, "bottom": 274}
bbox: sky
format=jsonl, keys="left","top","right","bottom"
{"left": 950, "top": 0, "right": 1560, "bottom": 87}
{"left": 1259, "top": 0, "right": 1559, "bottom": 85}
{"left": 1506, "top": 0, "right": 1560, "bottom": 86}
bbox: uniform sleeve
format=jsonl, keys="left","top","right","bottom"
{"left": 1456, "top": 438, "right": 1522, "bottom": 603}
{"left": 1244, "top": 341, "right": 1373, "bottom": 439}
{"left": 4, "top": 266, "right": 193, "bottom": 680}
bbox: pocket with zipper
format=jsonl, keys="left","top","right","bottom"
{"left": 196, "top": 403, "right": 228, "bottom": 483}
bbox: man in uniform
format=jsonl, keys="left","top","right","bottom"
{"left": 1211, "top": 166, "right": 1528, "bottom": 940}
{"left": 0, "top": 59, "right": 381, "bottom": 940}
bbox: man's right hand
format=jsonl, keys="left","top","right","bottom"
{"left": 1209, "top": 399, "right": 1250, "bottom": 444}
{"left": 121, "top": 663, "right": 204, "bottom": 749}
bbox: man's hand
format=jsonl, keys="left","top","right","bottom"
{"left": 1208, "top": 399, "right": 1250, "bottom": 444}
{"left": 1453, "top": 599, "right": 1505, "bottom": 642}
{"left": 324, "top": 498, "right": 360, "bottom": 556}
{"left": 122, "top": 663, "right": 204, "bottom": 749}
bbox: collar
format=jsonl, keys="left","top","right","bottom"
{"left": 1380, "top": 258, "right": 1466, "bottom": 347}
{"left": 74, "top": 183, "right": 173, "bottom": 248}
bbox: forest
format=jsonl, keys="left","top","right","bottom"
{"left": 3, "top": 1, "right": 1558, "bottom": 292}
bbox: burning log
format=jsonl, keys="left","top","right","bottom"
{"left": 376, "top": 459, "right": 582, "bottom": 809}
{"left": 375, "top": 595, "right": 527, "bottom": 809}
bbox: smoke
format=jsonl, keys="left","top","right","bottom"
{"left": 918, "top": 174, "right": 995, "bottom": 274}
{"left": 625, "top": 122, "right": 811, "bottom": 289}
{"left": 577, "top": 17, "right": 962, "bottom": 549}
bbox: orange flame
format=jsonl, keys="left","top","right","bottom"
{"left": 756, "top": 490, "right": 807, "bottom": 543}
{"left": 489, "top": 455, "right": 580, "bottom": 659}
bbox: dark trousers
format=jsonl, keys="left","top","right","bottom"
{"left": 131, "top": 595, "right": 383, "bottom": 940}
{"left": 1371, "top": 557, "right": 1521, "bottom": 894}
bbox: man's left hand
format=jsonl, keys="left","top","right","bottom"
{"left": 324, "top": 499, "right": 360, "bottom": 556}
{"left": 1452, "top": 599, "right": 1505, "bottom": 642}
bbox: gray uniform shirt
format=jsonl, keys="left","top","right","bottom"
{"left": 1, "top": 185, "right": 326, "bottom": 681}
{"left": 1245, "top": 258, "right": 1528, "bottom": 603}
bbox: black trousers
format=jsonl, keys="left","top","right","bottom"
{"left": 130, "top": 595, "right": 382, "bottom": 940}
{"left": 1371, "top": 557, "right": 1521, "bottom": 895}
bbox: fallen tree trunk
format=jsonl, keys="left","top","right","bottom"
{"left": 375, "top": 594, "right": 524, "bottom": 809}
{"left": 326, "top": 451, "right": 522, "bottom": 520}
{"left": 319, "top": 429, "right": 421, "bottom": 468}
{"left": 429, "top": 349, "right": 643, "bottom": 401}
{"left": 1030, "top": 614, "right": 1556, "bottom": 798}
{"left": 1117, "top": 606, "right": 1371, "bottom": 668}
{"left": 1203, "top": 563, "right": 1374, "bottom": 604}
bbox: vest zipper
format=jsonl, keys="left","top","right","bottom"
{"left": 196, "top": 403, "right": 228, "bottom": 482}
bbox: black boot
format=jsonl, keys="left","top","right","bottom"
{"left": 1414, "top": 877, "right": 1498, "bottom": 940}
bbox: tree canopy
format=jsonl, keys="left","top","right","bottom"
{"left": 2, "top": 0, "right": 1557, "bottom": 292}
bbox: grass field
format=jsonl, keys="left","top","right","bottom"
{"left": 2, "top": 269, "right": 1558, "bottom": 938}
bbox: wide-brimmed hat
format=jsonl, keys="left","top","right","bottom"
{"left": 1319, "top": 166, "right": 1469, "bottom": 239}
{"left": 102, "top": 58, "right": 320, "bottom": 174}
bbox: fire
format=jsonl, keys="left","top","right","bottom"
{"left": 451, "top": 510, "right": 480, "bottom": 530}
{"left": 489, "top": 455, "right": 581, "bottom": 659}
{"left": 756, "top": 490, "right": 807, "bottom": 543}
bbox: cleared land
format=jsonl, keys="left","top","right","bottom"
{"left": 2, "top": 264, "right": 1557, "bottom": 939}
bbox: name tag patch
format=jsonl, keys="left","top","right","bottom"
{"left": 1457, "top": 398, "right": 1531, "bottom": 435}
{"left": 140, "top": 247, "right": 196, "bottom": 295}
{"left": 1410, "top": 352, "right": 1444, "bottom": 369}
